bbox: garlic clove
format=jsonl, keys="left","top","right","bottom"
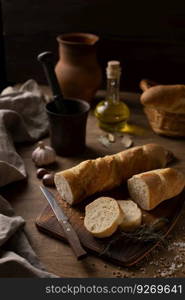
{"left": 32, "top": 141, "right": 56, "bottom": 166}
{"left": 42, "top": 173, "right": 55, "bottom": 187}
{"left": 121, "top": 134, "right": 133, "bottom": 148}
{"left": 36, "top": 168, "right": 50, "bottom": 179}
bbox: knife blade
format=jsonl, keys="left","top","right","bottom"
{"left": 40, "top": 186, "right": 87, "bottom": 260}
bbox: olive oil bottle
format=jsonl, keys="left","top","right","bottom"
{"left": 95, "top": 61, "right": 130, "bottom": 132}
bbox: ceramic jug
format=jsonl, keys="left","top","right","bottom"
{"left": 55, "top": 33, "right": 102, "bottom": 102}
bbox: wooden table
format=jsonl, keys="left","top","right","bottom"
{"left": 1, "top": 88, "right": 185, "bottom": 278}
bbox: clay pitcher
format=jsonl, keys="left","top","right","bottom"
{"left": 55, "top": 33, "right": 102, "bottom": 102}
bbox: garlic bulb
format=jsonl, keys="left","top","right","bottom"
{"left": 32, "top": 141, "right": 56, "bottom": 166}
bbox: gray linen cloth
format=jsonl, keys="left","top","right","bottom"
{"left": 0, "top": 80, "right": 57, "bottom": 277}
{"left": 0, "top": 195, "right": 57, "bottom": 277}
{"left": 0, "top": 79, "right": 49, "bottom": 187}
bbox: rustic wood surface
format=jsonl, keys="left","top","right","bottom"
{"left": 1, "top": 87, "right": 185, "bottom": 278}
{"left": 36, "top": 189, "right": 185, "bottom": 267}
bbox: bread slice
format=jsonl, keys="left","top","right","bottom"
{"left": 118, "top": 200, "right": 142, "bottom": 232}
{"left": 127, "top": 168, "right": 185, "bottom": 211}
{"left": 84, "top": 197, "right": 123, "bottom": 238}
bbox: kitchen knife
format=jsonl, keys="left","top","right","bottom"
{"left": 40, "top": 186, "right": 87, "bottom": 260}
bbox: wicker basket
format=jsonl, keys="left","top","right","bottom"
{"left": 144, "top": 107, "right": 185, "bottom": 137}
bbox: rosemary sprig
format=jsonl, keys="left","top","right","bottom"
{"left": 100, "top": 218, "right": 169, "bottom": 257}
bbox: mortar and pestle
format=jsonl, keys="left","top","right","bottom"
{"left": 37, "top": 52, "right": 90, "bottom": 156}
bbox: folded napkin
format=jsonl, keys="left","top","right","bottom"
{"left": 0, "top": 81, "right": 58, "bottom": 277}
{"left": 0, "top": 80, "right": 49, "bottom": 187}
{"left": 0, "top": 195, "right": 57, "bottom": 277}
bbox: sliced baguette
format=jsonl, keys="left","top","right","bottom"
{"left": 127, "top": 168, "right": 185, "bottom": 211}
{"left": 118, "top": 200, "right": 142, "bottom": 232}
{"left": 84, "top": 197, "right": 123, "bottom": 238}
{"left": 54, "top": 144, "right": 172, "bottom": 205}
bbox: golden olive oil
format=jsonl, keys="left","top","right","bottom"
{"left": 95, "top": 61, "right": 130, "bottom": 132}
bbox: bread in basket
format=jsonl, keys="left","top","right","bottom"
{"left": 140, "top": 79, "right": 185, "bottom": 137}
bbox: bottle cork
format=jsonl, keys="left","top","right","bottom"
{"left": 106, "top": 60, "right": 121, "bottom": 79}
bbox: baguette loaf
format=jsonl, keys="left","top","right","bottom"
{"left": 118, "top": 200, "right": 142, "bottom": 232}
{"left": 84, "top": 197, "right": 123, "bottom": 238}
{"left": 54, "top": 144, "right": 172, "bottom": 205}
{"left": 140, "top": 83, "right": 185, "bottom": 137}
{"left": 127, "top": 168, "right": 185, "bottom": 211}
{"left": 140, "top": 84, "right": 185, "bottom": 114}
{"left": 140, "top": 79, "right": 185, "bottom": 137}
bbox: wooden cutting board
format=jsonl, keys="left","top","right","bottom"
{"left": 36, "top": 186, "right": 185, "bottom": 267}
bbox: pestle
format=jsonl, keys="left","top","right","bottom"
{"left": 37, "top": 51, "right": 66, "bottom": 113}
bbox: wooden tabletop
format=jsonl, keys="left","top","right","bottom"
{"left": 1, "top": 88, "right": 185, "bottom": 278}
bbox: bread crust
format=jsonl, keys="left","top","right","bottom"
{"left": 128, "top": 168, "right": 185, "bottom": 210}
{"left": 140, "top": 84, "right": 185, "bottom": 137}
{"left": 54, "top": 144, "right": 172, "bottom": 205}
{"left": 118, "top": 200, "right": 142, "bottom": 232}
{"left": 84, "top": 197, "right": 123, "bottom": 238}
{"left": 141, "top": 85, "right": 185, "bottom": 114}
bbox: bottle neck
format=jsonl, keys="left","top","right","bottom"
{"left": 106, "top": 77, "right": 120, "bottom": 103}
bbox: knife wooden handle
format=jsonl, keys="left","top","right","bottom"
{"left": 58, "top": 220, "right": 87, "bottom": 260}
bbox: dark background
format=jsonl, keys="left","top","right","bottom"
{"left": 1, "top": 0, "right": 185, "bottom": 91}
